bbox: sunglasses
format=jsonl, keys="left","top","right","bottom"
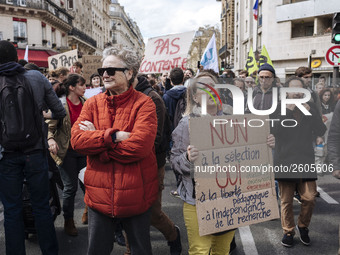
{"left": 97, "top": 67, "right": 127, "bottom": 76}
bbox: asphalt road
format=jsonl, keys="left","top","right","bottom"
{"left": 0, "top": 164, "right": 339, "bottom": 255}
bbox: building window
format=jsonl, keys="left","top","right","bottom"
{"left": 318, "top": 17, "right": 332, "bottom": 35}
{"left": 112, "top": 32, "right": 117, "bottom": 44}
{"left": 13, "top": 20, "right": 27, "bottom": 43}
{"left": 258, "top": 3, "right": 262, "bottom": 27}
{"left": 292, "top": 21, "right": 314, "bottom": 38}
{"left": 6, "top": 0, "right": 13, "bottom": 4}
{"left": 236, "top": 48, "right": 238, "bottom": 63}
{"left": 42, "top": 23, "right": 46, "bottom": 42}
{"left": 68, "top": 0, "right": 73, "bottom": 9}
{"left": 51, "top": 28, "right": 56, "bottom": 44}
{"left": 19, "top": 0, "right": 26, "bottom": 6}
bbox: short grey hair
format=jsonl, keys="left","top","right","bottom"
{"left": 102, "top": 45, "right": 141, "bottom": 85}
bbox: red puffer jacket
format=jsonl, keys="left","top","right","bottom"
{"left": 71, "top": 86, "right": 158, "bottom": 218}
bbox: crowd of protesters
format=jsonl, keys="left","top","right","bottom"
{"left": 0, "top": 39, "right": 340, "bottom": 255}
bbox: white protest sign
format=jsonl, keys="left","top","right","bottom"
{"left": 84, "top": 87, "right": 102, "bottom": 98}
{"left": 189, "top": 114, "right": 280, "bottom": 236}
{"left": 139, "top": 31, "right": 195, "bottom": 74}
{"left": 48, "top": 49, "right": 78, "bottom": 70}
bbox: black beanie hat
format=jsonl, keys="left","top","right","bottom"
{"left": 258, "top": 63, "right": 275, "bottom": 76}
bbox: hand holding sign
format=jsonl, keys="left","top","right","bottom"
{"left": 187, "top": 145, "right": 199, "bottom": 162}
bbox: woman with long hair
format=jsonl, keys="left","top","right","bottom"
{"left": 46, "top": 73, "right": 87, "bottom": 236}
{"left": 319, "top": 88, "right": 335, "bottom": 114}
{"left": 170, "top": 72, "right": 235, "bottom": 254}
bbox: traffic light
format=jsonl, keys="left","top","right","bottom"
{"left": 332, "top": 12, "right": 340, "bottom": 44}
{"left": 221, "top": 61, "right": 225, "bottom": 71}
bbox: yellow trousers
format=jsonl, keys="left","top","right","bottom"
{"left": 183, "top": 202, "right": 235, "bottom": 255}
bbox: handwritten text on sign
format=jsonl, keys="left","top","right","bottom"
{"left": 139, "top": 31, "right": 195, "bottom": 74}
{"left": 189, "top": 115, "right": 279, "bottom": 236}
{"left": 48, "top": 49, "right": 78, "bottom": 70}
{"left": 82, "top": 55, "right": 102, "bottom": 85}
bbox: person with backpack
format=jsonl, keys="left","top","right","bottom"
{"left": 131, "top": 74, "right": 182, "bottom": 255}
{"left": 0, "top": 40, "right": 66, "bottom": 255}
{"left": 163, "top": 67, "right": 186, "bottom": 128}
{"left": 46, "top": 74, "right": 87, "bottom": 236}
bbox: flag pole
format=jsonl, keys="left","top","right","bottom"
{"left": 255, "top": 19, "right": 258, "bottom": 51}
{"left": 253, "top": 0, "right": 259, "bottom": 52}
{"left": 24, "top": 44, "right": 29, "bottom": 62}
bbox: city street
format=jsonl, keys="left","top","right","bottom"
{"left": 1, "top": 0, "right": 340, "bottom": 254}
{"left": 0, "top": 164, "right": 339, "bottom": 255}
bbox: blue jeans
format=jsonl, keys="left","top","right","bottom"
{"left": 0, "top": 151, "right": 58, "bottom": 255}
{"left": 60, "top": 149, "right": 86, "bottom": 220}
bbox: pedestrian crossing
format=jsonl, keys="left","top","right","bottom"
{"left": 0, "top": 182, "right": 339, "bottom": 254}
{"left": 317, "top": 186, "right": 339, "bottom": 204}
{"left": 0, "top": 186, "right": 338, "bottom": 225}
{"left": 239, "top": 226, "right": 259, "bottom": 255}
{"left": 236, "top": 183, "right": 340, "bottom": 255}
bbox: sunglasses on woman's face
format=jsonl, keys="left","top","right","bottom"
{"left": 97, "top": 67, "right": 127, "bottom": 76}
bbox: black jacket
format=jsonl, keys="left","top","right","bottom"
{"left": 273, "top": 102, "right": 326, "bottom": 182}
{"left": 135, "top": 76, "right": 167, "bottom": 168}
{"left": 252, "top": 84, "right": 278, "bottom": 111}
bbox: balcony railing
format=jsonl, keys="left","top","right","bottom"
{"left": 0, "top": 0, "right": 73, "bottom": 25}
{"left": 14, "top": 36, "right": 27, "bottom": 43}
{"left": 68, "top": 28, "right": 97, "bottom": 48}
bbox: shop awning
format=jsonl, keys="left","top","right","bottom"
{"left": 17, "top": 49, "right": 58, "bottom": 68}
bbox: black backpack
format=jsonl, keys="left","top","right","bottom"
{"left": 0, "top": 74, "right": 42, "bottom": 151}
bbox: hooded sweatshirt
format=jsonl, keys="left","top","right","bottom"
{"left": 163, "top": 85, "right": 186, "bottom": 123}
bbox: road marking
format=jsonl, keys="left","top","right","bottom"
{"left": 239, "top": 226, "right": 259, "bottom": 255}
{"left": 317, "top": 186, "right": 339, "bottom": 204}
